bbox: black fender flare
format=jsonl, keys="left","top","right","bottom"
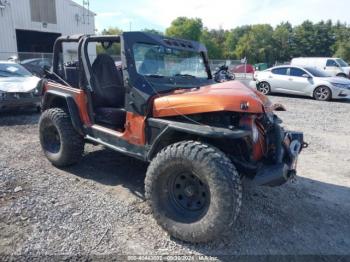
{"left": 42, "top": 90, "right": 84, "bottom": 135}
{"left": 146, "top": 118, "right": 250, "bottom": 161}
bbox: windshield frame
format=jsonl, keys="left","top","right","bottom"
{"left": 132, "top": 42, "right": 210, "bottom": 81}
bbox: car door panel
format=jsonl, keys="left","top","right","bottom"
{"left": 269, "top": 67, "right": 289, "bottom": 92}
{"left": 283, "top": 67, "right": 311, "bottom": 95}
{"left": 325, "top": 59, "right": 340, "bottom": 76}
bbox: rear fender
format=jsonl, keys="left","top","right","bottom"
{"left": 42, "top": 90, "right": 84, "bottom": 135}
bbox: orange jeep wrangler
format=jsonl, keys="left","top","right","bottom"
{"left": 39, "top": 32, "right": 306, "bottom": 243}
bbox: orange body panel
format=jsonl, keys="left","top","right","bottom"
{"left": 123, "top": 112, "right": 146, "bottom": 145}
{"left": 46, "top": 82, "right": 92, "bottom": 126}
{"left": 46, "top": 82, "right": 146, "bottom": 146}
{"left": 153, "top": 81, "right": 272, "bottom": 117}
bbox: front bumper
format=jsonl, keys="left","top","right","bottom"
{"left": 0, "top": 93, "right": 41, "bottom": 109}
{"left": 332, "top": 87, "right": 350, "bottom": 99}
{"left": 253, "top": 130, "right": 307, "bottom": 187}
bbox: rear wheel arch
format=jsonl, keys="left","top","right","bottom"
{"left": 42, "top": 92, "right": 84, "bottom": 135}
{"left": 336, "top": 73, "right": 347, "bottom": 78}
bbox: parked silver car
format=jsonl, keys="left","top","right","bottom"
{"left": 255, "top": 66, "right": 350, "bottom": 101}
{"left": 0, "top": 61, "right": 41, "bottom": 111}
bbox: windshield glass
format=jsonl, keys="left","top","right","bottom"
{"left": 304, "top": 67, "right": 330, "bottom": 77}
{"left": 133, "top": 43, "right": 208, "bottom": 78}
{"left": 0, "top": 63, "right": 32, "bottom": 77}
{"left": 336, "top": 59, "right": 349, "bottom": 67}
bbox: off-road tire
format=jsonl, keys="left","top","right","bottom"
{"left": 313, "top": 86, "right": 332, "bottom": 101}
{"left": 257, "top": 81, "right": 271, "bottom": 95}
{"left": 145, "top": 141, "right": 242, "bottom": 243}
{"left": 39, "top": 108, "right": 84, "bottom": 167}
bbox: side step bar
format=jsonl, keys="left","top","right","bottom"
{"left": 85, "top": 125, "right": 146, "bottom": 161}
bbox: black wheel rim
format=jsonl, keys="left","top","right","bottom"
{"left": 168, "top": 171, "right": 210, "bottom": 215}
{"left": 43, "top": 124, "right": 61, "bottom": 153}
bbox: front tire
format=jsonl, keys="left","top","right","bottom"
{"left": 257, "top": 81, "right": 271, "bottom": 95}
{"left": 313, "top": 86, "right": 332, "bottom": 101}
{"left": 39, "top": 108, "right": 84, "bottom": 167}
{"left": 145, "top": 141, "right": 242, "bottom": 243}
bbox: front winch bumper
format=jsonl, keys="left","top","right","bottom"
{"left": 253, "top": 130, "right": 307, "bottom": 187}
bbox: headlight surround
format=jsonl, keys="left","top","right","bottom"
{"left": 330, "top": 82, "right": 350, "bottom": 89}
{"left": 239, "top": 115, "right": 259, "bottom": 143}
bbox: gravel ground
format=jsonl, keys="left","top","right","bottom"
{"left": 0, "top": 95, "right": 350, "bottom": 259}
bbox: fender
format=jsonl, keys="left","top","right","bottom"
{"left": 146, "top": 118, "right": 250, "bottom": 161}
{"left": 42, "top": 90, "right": 84, "bottom": 135}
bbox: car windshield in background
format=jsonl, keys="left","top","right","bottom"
{"left": 133, "top": 43, "right": 208, "bottom": 78}
{"left": 0, "top": 63, "right": 32, "bottom": 77}
{"left": 336, "top": 59, "right": 349, "bottom": 67}
{"left": 304, "top": 67, "right": 330, "bottom": 77}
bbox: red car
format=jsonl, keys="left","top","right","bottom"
{"left": 231, "top": 64, "right": 255, "bottom": 74}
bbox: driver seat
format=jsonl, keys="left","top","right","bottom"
{"left": 91, "top": 54, "right": 126, "bottom": 129}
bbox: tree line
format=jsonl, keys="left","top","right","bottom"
{"left": 99, "top": 17, "right": 350, "bottom": 65}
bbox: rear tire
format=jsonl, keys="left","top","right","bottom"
{"left": 313, "top": 86, "right": 332, "bottom": 101}
{"left": 257, "top": 81, "right": 271, "bottom": 95}
{"left": 39, "top": 108, "right": 84, "bottom": 167}
{"left": 145, "top": 141, "right": 242, "bottom": 243}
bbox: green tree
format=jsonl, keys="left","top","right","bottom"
{"left": 273, "top": 22, "right": 293, "bottom": 62}
{"left": 334, "top": 41, "right": 350, "bottom": 62}
{"left": 234, "top": 24, "right": 275, "bottom": 64}
{"left": 165, "top": 17, "right": 203, "bottom": 41}
{"left": 224, "top": 25, "right": 251, "bottom": 59}
{"left": 142, "top": 29, "right": 164, "bottom": 35}
{"left": 291, "top": 21, "right": 318, "bottom": 57}
{"left": 200, "top": 28, "right": 224, "bottom": 59}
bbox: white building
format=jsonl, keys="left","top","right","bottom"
{"left": 0, "top": 0, "right": 95, "bottom": 59}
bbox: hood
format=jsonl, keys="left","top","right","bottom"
{"left": 326, "top": 76, "right": 350, "bottom": 84}
{"left": 153, "top": 81, "right": 273, "bottom": 117}
{"left": 0, "top": 76, "right": 40, "bottom": 93}
{"left": 341, "top": 66, "right": 350, "bottom": 74}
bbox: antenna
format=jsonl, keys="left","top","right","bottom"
{"left": 82, "top": 0, "right": 90, "bottom": 25}
{"left": 0, "top": 0, "right": 9, "bottom": 16}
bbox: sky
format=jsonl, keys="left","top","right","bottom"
{"left": 73, "top": 0, "right": 350, "bottom": 32}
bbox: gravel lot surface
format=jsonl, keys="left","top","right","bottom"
{"left": 1, "top": 95, "right": 350, "bottom": 259}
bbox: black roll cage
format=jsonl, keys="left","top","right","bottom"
{"left": 51, "top": 32, "right": 213, "bottom": 116}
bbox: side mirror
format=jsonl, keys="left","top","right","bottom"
{"left": 302, "top": 74, "right": 311, "bottom": 79}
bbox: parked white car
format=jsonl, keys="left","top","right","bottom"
{"left": 255, "top": 65, "right": 350, "bottom": 101}
{"left": 291, "top": 57, "right": 350, "bottom": 78}
{"left": 0, "top": 61, "right": 41, "bottom": 110}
